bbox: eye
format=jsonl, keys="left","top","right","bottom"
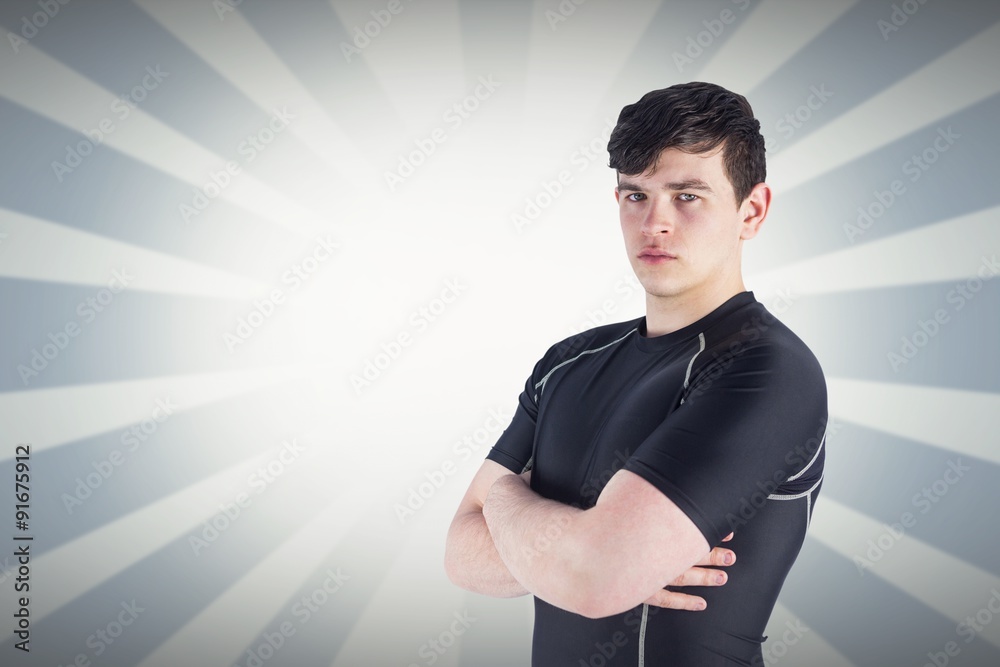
{"left": 625, "top": 192, "right": 645, "bottom": 202}
{"left": 677, "top": 193, "right": 699, "bottom": 202}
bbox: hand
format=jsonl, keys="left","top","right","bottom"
{"left": 642, "top": 533, "right": 735, "bottom": 611}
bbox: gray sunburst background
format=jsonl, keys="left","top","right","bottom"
{"left": 1, "top": 0, "right": 998, "bottom": 665}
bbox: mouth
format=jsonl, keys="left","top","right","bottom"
{"left": 638, "top": 248, "right": 677, "bottom": 264}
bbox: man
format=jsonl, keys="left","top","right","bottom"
{"left": 445, "top": 81, "right": 827, "bottom": 666}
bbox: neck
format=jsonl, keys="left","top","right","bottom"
{"left": 643, "top": 277, "right": 746, "bottom": 337}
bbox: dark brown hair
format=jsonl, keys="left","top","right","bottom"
{"left": 608, "top": 81, "right": 765, "bottom": 205}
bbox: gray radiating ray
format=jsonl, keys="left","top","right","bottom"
{"left": 0, "top": 99, "right": 302, "bottom": 279}
{"left": 778, "top": 281, "right": 1000, "bottom": 393}
{"left": 823, "top": 419, "right": 998, "bottom": 577}
{"left": 0, "top": 0, "right": 340, "bottom": 204}
{"left": 748, "top": 0, "right": 1000, "bottom": 153}
{"left": 458, "top": 0, "right": 534, "bottom": 149}
{"left": 612, "top": 0, "right": 759, "bottom": 92}
{"left": 0, "top": 221, "right": 345, "bottom": 397}
{"left": 0, "top": 277, "right": 303, "bottom": 392}
{"left": 761, "top": 92, "right": 1000, "bottom": 267}
{"left": 226, "top": 501, "right": 412, "bottom": 666}
{"left": 236, "top": 0, "right": 406, "bottom": 150}
{"left": 0, "top": 378, "right": 321, "bottom": 557}
{"left": 780, "top": 539, "right": 1000, "bottom": 666}
{"left": 456, "top": 0, "right": 531, "bottom": 108}
{"left": 0, "top": 451, "right": 339, "bottom": 665}
{"left": 0, "top": 210, "right": 268, "bottom": 298}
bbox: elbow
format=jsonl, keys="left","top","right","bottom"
{"left": 570, "top": 594, "right": 614, "bottom": 620}
{"left": 556, "top": 535, "right": 655, "bottom": 619}
{"left": 545, "top": 538, "right": 643, "bottom": 619}
{"left": 572, "top": 584, "right": 641, "bottom": 620}
{"left": 556, "top": 576, "right": 636, "bottom": 620}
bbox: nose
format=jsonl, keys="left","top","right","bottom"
{"left": 640, "top": 196, "right": 674, "bottom": 235}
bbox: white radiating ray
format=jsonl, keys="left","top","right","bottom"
{"left": 0, "top": 365, "right": 310, "bottom": 460}
{"left": 0, "top": 41, "right": 325, "bottom": 237}
{"left": 765, "top": 602, "right": 856, "bottom": 667}
{"left": 137, "top": 465, "right": 396, "bottom": 667}
{"left": 811, "top": 499, "right": 1000, "bottom": 650}
{"left": 827, "top": 378, "right": 1000, "bottom": 466}
{"left": 134, "top": 0, "right": 375, "bottom": 198}
{"left": 328, "top": 0, "right": 463, "bottom": 132}
{"left": 698, "top": 0, "right": 859, "bottom": 93}
{"left": 328, "top": 511, "right": 477, "bottom": 667}
{"left": 0, "top": 208, "right": 267, "bottom": 298}
{"left": 0, "top": 454, "right": 273, "bottom": 640}
{"left": 747, "top": 205, "right": 1000, "bottom": 297}
{"left": 771, "top": 21, "right": 1000, "bottom": 192}
{"left": 523, "top": 0, "right": 663, "bottom": 144}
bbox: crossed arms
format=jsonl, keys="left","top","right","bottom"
{"left": 444, "top": 459, "right": 734, "bottom": 619}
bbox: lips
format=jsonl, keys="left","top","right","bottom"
{"left": 638, "top": 247, "right": 677, "bottom": 260}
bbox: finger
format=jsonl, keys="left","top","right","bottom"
{"left": 694, "top": 546, "right": 736, "bottom": 567}
{"left": 643, "top": 589, "right": 707, "bottom": 611}
{"left": 669, "top": 566, "right": 728, "bottom": 588}
{"left": 722, "top": 532, "right": 734, "bottom": 542}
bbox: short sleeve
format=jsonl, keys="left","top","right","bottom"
{"left": 622, "top": 339, "right": 827, "bottom": 546}
{"left": 484, "top": 357, "right": 544, "bottom": 474}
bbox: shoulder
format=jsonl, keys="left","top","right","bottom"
{"left": 706, "top": 300, "right": 824, "bottom": 377}
{"left": 538, "top": 317, "right": 643, "bottom": 371}
{"left": 688, "top": 301, "right": 826, "bottom": 404}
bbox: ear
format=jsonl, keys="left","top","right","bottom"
{"left": 739, "top": 182, "right": 771, "bottom": 240}
{"left": 614, "top": 187, "right": 621, "bottom": 204}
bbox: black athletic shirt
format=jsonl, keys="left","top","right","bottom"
{"left": 485, "top": 291, "right": 828, "bottom": 667}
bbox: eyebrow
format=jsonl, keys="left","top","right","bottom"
{"left": 617, "top": 178, "right": 715, "bottom": 194}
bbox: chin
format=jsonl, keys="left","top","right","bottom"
{"left": 637, "top": 279, "right": 686, "bottom": 299}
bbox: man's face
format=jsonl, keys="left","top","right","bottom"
{"left": 614, "top": 146, "right": 763, "bottom": 305}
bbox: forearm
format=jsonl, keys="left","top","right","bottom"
{"left": 482, "top": 474, "right": 594, "bottom": 614}
{"left": 445, "top": 508, "right": 530, "bottom": 598}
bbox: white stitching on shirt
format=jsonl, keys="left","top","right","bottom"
{"left": 679, "top": 332, "right": 706, "bottom": 405}
{"left": 534, "top": 329, "right": 637, "bottom": 397}
{"left": 638, "top": 603, "right": 649, "bottom": 667}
